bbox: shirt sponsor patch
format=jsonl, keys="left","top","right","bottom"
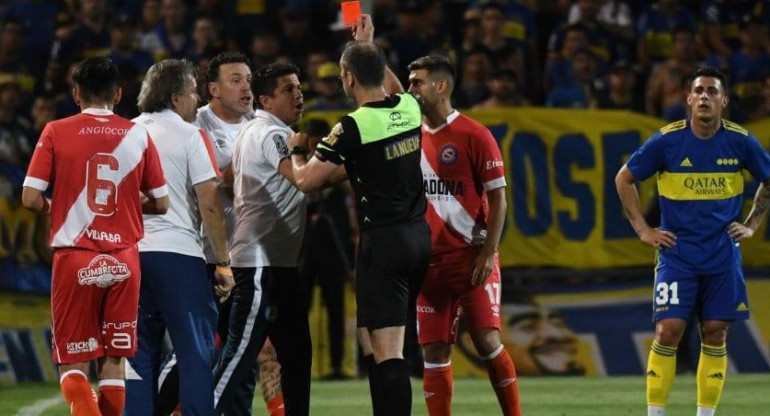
{"left": 78, "top": 255, "right": 131, "bottom": 288}
{"left": 272, "top": 133, "right": 289, "bottom": 157}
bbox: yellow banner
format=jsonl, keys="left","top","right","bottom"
{"left": 305, "top": 110, "right": 770, "bottom": 268}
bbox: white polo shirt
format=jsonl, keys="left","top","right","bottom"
{"left": 229, "top": 109, "right": 306, "bottom": 268}
{"left": 194, "top": 104, "right": 254, "bottom": 263}
{"left": 134, "top": 109, "right": 219, "bottom": 258}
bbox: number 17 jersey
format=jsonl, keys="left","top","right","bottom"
{"left": 23, "top": 109, "right": 168, "bottom": 252}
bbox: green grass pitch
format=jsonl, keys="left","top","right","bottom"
{"left": 2, "top": 375, "right": 769, "bottom": 415}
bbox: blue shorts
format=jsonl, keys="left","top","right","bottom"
{"left": 652, "top": 264, "right": 749, "bottom": 322}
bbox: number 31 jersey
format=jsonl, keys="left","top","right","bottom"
{"left": 421, "top": 111, "right": 506, "bottom": 257}
{"left": 23, "top": 109, "right": 168, "bottom": 252}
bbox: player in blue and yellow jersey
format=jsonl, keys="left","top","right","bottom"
{"left": 616, "top": 66, "right": 770, "bottom": 416}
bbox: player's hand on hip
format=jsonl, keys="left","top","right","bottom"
{"left": 470, "top": 250, "right": 496, "bottom": 287}
{"left": 727, "top": 221, "right": 755, "bottom": 241}
{"left": 639, "top": 227, "right": 677, "bottom": 249}
{"left": 352, "top": 14, "right": 375, "bottom": 42}
{"left": 214, "top": 266, "right": 235, "bottom": 302}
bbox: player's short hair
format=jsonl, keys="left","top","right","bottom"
{"left": 408, "top": 55, "right": 456, "bottom": 92}
{"left": 340, "top": 41, "right": 386, "bottom": 89}
{"left": 691, "top": 66, "right": 728, "bottom": 93}
{"left": 252, "top": 62, "right": 300, "bottom": 109}
{"left": 138, "top": 59, "right": 196, "bottom": 113}
{"left": 204, "top": 52, "right": 252, "bottom": 101}
{"left": 71, "top": 57, "right": 120, "bottom": 105}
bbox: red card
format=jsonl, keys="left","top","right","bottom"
{"left": 341, "top": 1, "right": 361, "bottom": 27}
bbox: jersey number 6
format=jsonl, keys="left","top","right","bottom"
{"left": 86, "top": 153, "right": 120, "bottom": 216}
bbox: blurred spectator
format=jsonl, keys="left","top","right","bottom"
{"left": 646, "top": 26, "right": 699, "bottom": 116}
{"left": 636, "top": 0, "right": 697, "bottom": 70}
{"left": 545, "top": 22, "right": 589, "bottom": 90}
{"left": 1, "top": 0, "right": 61, "bottom": 67}
{"left": 473, "top": 69, "right": 529, "bottom": 109}
{"left": 138, "top": 0, "right": 162, "bottom": 38}
{"left": 545, "top": 47, "right": 599, "bottom": 108}
{"left": 113, "top": 63, "right": 141, "bottom": 119}
{"left": 305, "top": 62, "right": 352, "bottom": 112}
{"left": 707, "top": 15, "right": 770, "bottom": 103}
{"left": 460, "top": 8, "right": 484, "bottom": 53}
{"left": 248, "top": 31, "right": 280, "bottom": 70}
{"left": 567, "top": 0, "right": 634, "bottom": 42}
{"left": 141, "top": 0, "right": 190, "bottom": 61}
{"left": 303, "top": 50, "right": 331, "bottom": 99}
{"left": 660, "top": 75, "right": 690, "bottom": 121}
{"left": 422, "top": 1, "right": 457, "bottom": 64}
{"left": 597, "top": 60, "right": 643, "bottom": 111}
{"left": 548, "top": 0, "right": 618, "bottom": 65}
{"left": 279, "top": 5, "right": 326, "bottom": 72}
{"left": 57, "top": 0, "right": 111, "bottom": 64}
{"left": 699, "top": 0, "right": 770, "bottom": 57}
{"left": 190, "top": 16, "right": 222, "bottom": 62}
{"left": 29, "top": 94, "right": 56, "bottom": 138}
{"left": 380, "top": 1, "right": 434, "bottom": 81}
{"left": 0, "top": 80, "right": 33, "bottom": 167}
{"left": 108, "top": 13, "right": 154, "bottom": 75}
{"left": 0, "top": 18, "right": 37, "bottom": 94}
{"left": 231, "top": 0, "right": 269, "bottom": 53}
{"left": 457, "top": 47, "right": 492, "bottom": 108}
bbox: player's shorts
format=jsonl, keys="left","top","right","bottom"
{"left": 51, "top": 245, "right": 140, "bottom": 364}
{"left": 417, "top": 247, "right": 502, "bottom": 345}
{"left": 356, "top": 219, "right": 431, "bottom": 330}
{"left": 652, "top": 262, "right": 749, "bottom": 322}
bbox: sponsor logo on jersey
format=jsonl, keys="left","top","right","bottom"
{"left": 416, "top": 305, "right": 436, "bottom": 313}
{"left": 737, "top": 302, "right": 748, "bottom": 311}
{"left": 103, "top": 321, "right": 137, "bottom": 331}
{"left": 424, "top": 178, "right": 465, "bottom": 196}
{"left": 77, "top": 126, "right": 130, "bottom": 136}
{"left": 683, "top": 176, "right": 729, "bottom": 196}
{"left": 716, "top": 158, "right": 739, "bottom": 165}
{"left": 439, "top": 144, "right": 457, "bottom": 164}
{"left": 66, "top": 337, "right": 99, "bottom": 354}
{"left": 77, "top": 255, "right": 131, "bottom": 288}
{"left": 384, "top": 135, "right": 420, "bottom": 160}
{"left": 85, "top": 229, "right": 122, "bottom": 243}
{"left": 680, "top": 157, "right": 692, "bottom": 167}
{"left": 486, "top": 159, "right": 503, "bottom": 169}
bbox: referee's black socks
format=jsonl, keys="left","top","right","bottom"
{"left": 371, "top": 358, "right": 412, "bottom": 416}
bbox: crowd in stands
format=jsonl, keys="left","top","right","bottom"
{"left": 4, "top": 0, "right": 770, "bottom": 171}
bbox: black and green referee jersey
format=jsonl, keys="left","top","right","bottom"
{"left": 315, "top": 93, "right": 426, "bottom": 229}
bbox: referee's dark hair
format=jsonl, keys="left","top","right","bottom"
{"left": 253, "top": 62, "right": 300, "bottom": 109}
{"left": 341, "top": 41, "right": 386, "bottom": 88}
{"left": 691, "top": 66, "right": 728, "bottom": 93}
{"left": 408, "top": 55, "right": 457, "bottom": 92}
{"left": 204, "top": 52, "right": 252, "bottom": 101}
{"left": 71, "top": 57, "right": 120, "bottom": 105}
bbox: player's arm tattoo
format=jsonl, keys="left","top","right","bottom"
{"left": 743, "top": 179, "right": 770, "bottom": 231}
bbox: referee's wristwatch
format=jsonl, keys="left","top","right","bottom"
{"left": 291, "top": 146, "right": 308, "bottom": 156}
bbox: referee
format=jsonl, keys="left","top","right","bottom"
{"left": 288, "top": 14, "right": 430, "bottom": 416}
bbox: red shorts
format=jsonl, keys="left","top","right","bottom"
{"left": 50, "top": 245, "right": 140, "bottom": 364}
{"left": 416, "top": 248, "right": 501, "bottom": 345}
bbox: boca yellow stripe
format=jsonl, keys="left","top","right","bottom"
{"left": 657, "top": 171, "right": 744, "bottom": 200}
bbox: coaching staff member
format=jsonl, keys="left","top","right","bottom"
{"left": 288, "top": 14, "right": 430, "bottom": 416}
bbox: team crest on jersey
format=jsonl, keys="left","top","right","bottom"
{"left": 77, "top": 255, "right": 131, "bottom": 288}
{"left": 440, "top": 144, "right": 458, "bottom": 165}
{"left": 271, "top": 133, "right": 289, "bottom": 157}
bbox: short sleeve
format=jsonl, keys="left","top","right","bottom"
{"left": 23, "top": 123, "right": 55, "bottom": 191}
{"left": 470, "top": 125, "right": 506, "bottom": 190}
{"left": 141, "top": 135, "right": 168, "bottom": 198}
{"left": 188, "top": 129, "right": 221, "bottom": 186}
{"left": 626, "top": 132, "right": 665, "bottom": 181}
{"left": 209, "top": 131, "right": 234, "bottom": 169}
{"left": 315, "top": 117, "right": 359, "bottom": 165}
{"left": 261, "top": 129, "right": 290, "bottom": 169}
{"left": 744, "top": 134, "right": 770, "bottom": 183}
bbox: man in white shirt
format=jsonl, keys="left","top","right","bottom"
{"left": 212, "top": 62, "right": 310, "bottom": 416}
{"left": 124, "top": 59, "right": 234, "bottom": 416}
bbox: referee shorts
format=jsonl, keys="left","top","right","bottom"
{"left": 356, "top": 218, "right": 431, "bottom": 330}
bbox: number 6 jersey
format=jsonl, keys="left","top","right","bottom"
{"left": 23, "top": 108, "right": 168, "bottom": 251}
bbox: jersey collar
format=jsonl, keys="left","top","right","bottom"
{"left": 254, "top": 109, "right": 289, "bottom": 129}
{"left": 422, "top": 110, "right": 460, "bottom": 135}
{"left": 153, "top": 108, "right": 186, "bottom": 123}
{"left": 82, "top": 108, "right": 114, "bottom": 116}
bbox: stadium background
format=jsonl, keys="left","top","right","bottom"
{"left": 2, "top": 0, "right": 770, "bottom": 388}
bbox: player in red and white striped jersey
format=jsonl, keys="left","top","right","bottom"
{"left": 408, "top": 55, "right": 522, "bottom": 416}
{"left": 21, "top": 57, "right": 169, "bottom": 416}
